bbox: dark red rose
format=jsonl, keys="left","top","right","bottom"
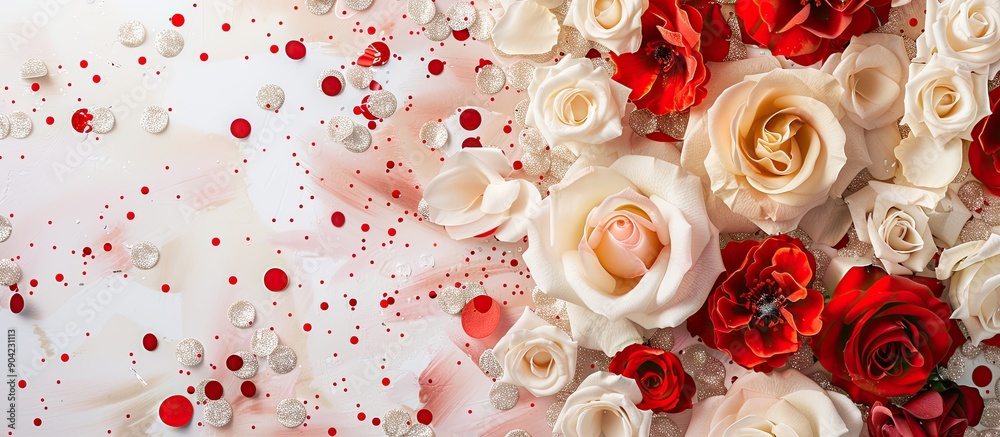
{"left": 610, "top": 0, "right": 710, "bottom": 115}
{"left": 969, "top": 86, "right": 1000, "bottom": 195}
{"left": 608, "top": 344, "right": 695, "bottom": 413}
{"left": 815, "top": 266, "right": 962, "bottom": 405}
{"left": 868, "top": 385, "right": 984, "bottom": 437}
{"left": 687, "top": 234, "right": 824, "bottom": 371}
{"left": 734, "top": 0, "right": 891, "bottom": 65}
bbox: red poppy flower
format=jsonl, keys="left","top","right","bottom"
{"left": 609, "top": 344, "right": 695, "bottom": 413}
{"left": 969, "top": 86, "right": 1000, "bottom": 195}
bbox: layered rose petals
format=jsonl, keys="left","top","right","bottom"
{"left": 970, "top": 87, "right": 1000, "bottom": 194}
{"left": 868, "top": 385, "right": 984, "bottom": 436}
{"left": 609, "top": 344, "right": 695, "bottom": 413}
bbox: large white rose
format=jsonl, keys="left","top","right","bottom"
{"left": 937, "top": 233, "right": 1000, "bottom": 345}
{"left": 492, "top": 308, "right": 578, "bottom": 397}
{"left": 423, "top": 148, "right": 540, "bottom": 242}
{"left": 564, "top": 0, "right": 647, "bottom": 54}
{"left": 523, "top": 153, "right": 723, "bottom": 355}
{"left": 554, "top": 371, "right": 651, "bottom": 437}
{"left": 526, "top": 57, "right": 630, "bottom": 149}
{"left": 687, "top": 370, "right": 863, "bottom": 437}
{"left": 846, "top": 181, "right": 938, "bottom": 275}
{"left": 681, "top": 56, "right": 870, "bottom": 234}
{"left": 901, "top": 55, "right": 991, "bottom": 145}
{"left": 917, "top": 0, "right": 1000, "bottom": 76}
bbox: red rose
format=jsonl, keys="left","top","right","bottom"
{"left": 609, "top": 0, "right": 710, "bottom": 115}
{"left": 735, "top": 0, "right": 891, "bottom": 65}
{"left": 868, "top": 386, "right": 984, "bottom": 437}
{"left": 815, "top": 266, "right": 963, "bottom": 404}
{"left": 608, "top": 344, "right": 695, "bottom": 413}
{"left": 969, "top": 86, "right": 1000, "bottom": 195}
{"left": 687, "top": 235, "right": 824, "bottom": 371}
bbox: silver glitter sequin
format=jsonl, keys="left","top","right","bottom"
{"left": 268, "top": 344, "right": 297, "bottom": 374}
{"left": 251, "top": 329, "right": 279, "bottom": 356}
{"left": 514, "top": 99, "right": 530, "bottom": 127}
{"left": 345, "top": 0, "right": 374, "bottom": 11}
{"left": 139, "top": 106, "right": 168, "bottom": 134}
{"left": 939, "top": 351, "right": 966, "bottom": 380}
{"left": 367, "top": 91, "right": 397, "bottom": 119}
{"left": 650, "top": 414, "right": 683, "bottom": 437}
{"left": 478, "top": 349, "right": 503, "bottom": 378}
{"left": 505, "top": 62, "right": 534, "bottom": 91}
{"left": 424, "top": 13, "right": 451, "bottom": 42}
{"left": 505, "top": 431, "right": 530, "bottom": 437}
{"left": 175, "top": 338, "right": 205, "bottom": 366}
{"left": 983, "top": 399, "right": 1000, "bottom": 428}
{"left": 345, "top": 66, "right": 374, "bottom": 89}
{"left": 437, "top": 286, "right": 468, "bottom": 314}
{"left": 446, "top": 3, "right": 477, "bottom": 31}
{"left": 8, "top": 111, "right": 32, "bottom": 139}
{"left": 194, "top": 378, "right": 215, "bottom": 402}
{"left": 522, "top": 152, "right": 550, "bottom": 176}
{"left": 469, "top": 10, "right": 495, "bottom": 41}
{"left": 306, "top": 0, "right": 335, "bottom": 14}
{"left": 317, "top": 69, "right": 346, "bottom": 92}
{"left": 408, "top": 0, "right": 437, "bottom": 25}
{"left": 89, "top": 107, "right": 115, "bottom": 134}
{"left": 630, "top": 109, "right": 658, "bottom": 136}
{"left": 656, "top": 110, "right": 689, "bottom": 140}
{"left": 592, "top": 57, "right": 616, "bottom": 76}
{"left": 518, "top": 127, "right": 546, "bottom": 153}
{"left": 129, "top": 241, "right": 160, "bottom": 269}
{"left": 405, "top": 424, "right": 434, "bottom": 437}
{"left": 154, "top": 29, "right": 184, "bottom": 58}
{"left": 489, "top": 382, "right": 519, "bottom": 410}
{"left": 546, "top": 401, "right": 563, "bottom": 427}
{"left": 418, "top": 199, "right": 431, "bottom": 220}
{"left": 476, "top": 64, "right": 506, "bottom": 94}
{"left": 0, "top": 216, "right": 10, "bottom": 242}
{"left": 340, "top": 125, "right": 372, "bottom": 153}
{"left": 419, "top": 121, "right": 448, "bottom": 149}
{"left": 0, "top": 259, "right": 21, "bottom": 286}
{"left": 276, "top": 398, "right": 307, "bottom": 428}
{"left": 648, "top": 328, "right": 674, "bottom": 352}
{"left": 327, "top": 116, "right": 355, "bottom": 142}
{"left": 0, "top": 114, "right": 9, "bottom": 139}
{"left": 20, "top": 59, "right": 47, "bottom": 79}
{"left": 256, "top": 84, "right": 285, "bottom": 111}
{"left": 117, "top": 21, "right": 145, "bottom": 48}
{"left": 382, "top": 408, "right": 411, "bottom": 436}
{"left": 227, "top": 300, "right": 256, "bottom": 328}
{"left": 203, "top": 400, "right": 232, "bottom": 427}
{"left": 233, "top": 350, "right": 258, "bottom": 379}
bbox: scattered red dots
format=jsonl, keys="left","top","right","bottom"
{"left": 350, "top": 336, "right": 359, "bottom": 345}
{"left": 126, "top": 211, "right": 136, "bottom": 220}
{"left": 240, "top": 381, "right": 256, "bottom": 397}
{"left": 80, "top": 60, "right": 88, "bottom": 68}
{"left": 229, "top": 276, "right": 238, "bottom": 285}
{"left": 92, "top": 75, "right": 101, "bottom": 83}
{"left": 461, "top": 296, "right": 500, "bottom": 339}
{"left": 204, "top": 380, "right": 224, "bottom": 400}
{"left": 17, "top": 380, "right": 26, "bottom": 389}
{"left": 321, "top": 75, "right": 343, "bottom": 96}
{"left": 71, "top": 108, "right": 93, "bottom": 133}
{"left": 211, "top": 237, "right": 221, "bottom": 246}
{"left": 141, "top": 186, "right": 150, "bottom": 195}
{"left": 45, "top": 116, "right": 54, "bottom": 125}
{"left": 331, "top": 211, "right": 346, "bottom": 227}
{"left": 158, "top": 395, "right": 194, "bottom": 427}
{"left": 226, "top": 354, "right": 244, "bottom": 371}
{"left": 270, "top": 44, "right": 280, "bottom": 54}
{"left": 328, "top": 428, "right": 338, "bottom": 436}
{"left": 416, "top": 409, "right": 432, "bottom": 425}
{"left": 60, "top": 353, "right": 69, "bottom": 362}
{"left": 9, "top": 293, "right": 24, "bottom": 314}
{"left": 973, "top": 365, "right": 993, "bottom": 387}
{"left": 428, "top": 59, "right": 444, "bottom": 75}
{"left": 264, "top": 268, "right": 289, "bottom": 291}
{"left": 34, "top": 418, "right": 41, "bottom": 427}
{"left": 161, "top": 284, "right": 170, "bottom": 293}
{"left": 459, "top": 109, "right": 482, "bottom": 130}
{"left": 361, "top": 223, "right": 370, "bottom": 232}
{"left": 138, "top": 56, "right": 147, "bottom": 65}
{"left": 199, "top": 53, "right": 209, "bottom": 61}
{"left": 221, "top": 23, "right": 231, "bottom": 32}
{"left": 142, "top": 333, "right": 158, "bottom": 351}
{"left": 30, "top": 83, "right": 40, "bottom": 92}
{"left": 170, "top": 14, "right": 185, "bottom": 27}
{"left": 381, "top": 377, "right": 390, "bottom": 386}
{"left": 303, "top": 323, "right": 312, "bottom": 332}
{"left": 285, "top": 40, "right": 307, "bottom": 60}
{"left": 230, "top": 118, "right": 252, "bottom": 138}
{"left": 103, "top": 243, "right": 113, "bottom": 251}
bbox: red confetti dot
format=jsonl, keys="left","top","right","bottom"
{"left": 199, "top": 53, "right": 209, "bottom": 61}
{"left": 71, "top": 108, "right": 93, "bottom": 133}
{"left": 9, "top": 293, "right": 24, "bottom": 314}
{"left": 229, "top": 276, "right": 238, "bottom": 285}
{"left": 34, "top": 418, "right": 41, "bottom": 427}
{"left": 204, "top": 380, "right": 224, "bottom": 400}
{"left": 416, "top": 409, "right": 432, "bottom": 425}
{"left": 321, "top": 75, "right": 343, "bottom": 96}
{"left": 60, "top": 353, "right": 69, "bottom": 362}
{"left": 459, "top": 109, "right": 482, "bottom": 130}
{"left": 303, "top": 323, "right": 312, "bottom": 332}
{"left": 285, "top": 40, "right": 307, "bottom": 60}
{"left": 45, "top": 116, "right": 55, "bottom": 125}
{"left": 461, "top": 296, "right": 500, "bottom": 339}
{"left": 328, "top": 428, "right": 338, "bottom": 436}
{"left": 170, "top": 14, "right": 185, "bottom": 27}
{"left": 264, "top": 268, "right": 289, "bottom": 291}
{"left": 17, "top": 380, "right": 25, "bottom": 389}
{"left": 138, "top": 56, "right": 147, "bottom": 65}
{"left": 381, "top": 377, "right": 390, "bottom": 386}
{"left": 361, "top": 223, "right": 370, "bottom": 232}
{"left": 973, "top": 365, "right": 993, "bottom": 387}
{"left": 462, "top": 137, "right": 482, "bottom": 148}
{"left": 30, "top": 83, "right": 40, "bottom": 92}
{"left": 141, "top": 186, "right": 150, "bottom": 195}
{"left": 428, "top": 59, "right": 444, "bottom": 75}
{"left": 222, "top": 23, "right": 231, "bottom": 31}
{"left": 358, "top": 41, "right": 391, "bottom": 67}
{"left": 453, "top": 29, "right": 470, "bottom": 41}
{"left": 350, "top": 336, "right": 359, "bottom": 344}
{"left": 230, "top": 118, "right": 252, "bottom": 138}
{"left": 92, "top": 75, "right": 101, "bottom": 83}
{"left": 211, "top": 237, "right": 220, "bottom": 246}
{"left": 103, "top": 243, "right": 113, "bottom": 251}
{"left": 142, "top": 333, "right": 158, "bottom": 351}
{"left": 80, "top": 60, "right": 88, "bottom": 68}
{"left": 240, "top": 381, "right": 256, "bottom": 397}
{"left": 226, "top": 354, "right": 244, "bottom": 371}
{"left": 158, "top": 395, "right": 194, "bottom": 427}
{"left": 331, "top": 211, "right": 346, "bottom": 227}
{"left": 269, "top": 44, "right": 280, "bottom": 54}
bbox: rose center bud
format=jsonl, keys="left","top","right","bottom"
{"left": 590, "top": 210, "right": 664, "bottom": 280}
{"left": 592, "top": 0, "right": 622, "bottom": 29}
{"left": 745, "top": 279, "right": 787, "bottom": 328}
{"left": 879, "top": 209, "right": 923, "bottom": 253}
{"left": 554, "top": 89, "right": 594, "bottom": 126}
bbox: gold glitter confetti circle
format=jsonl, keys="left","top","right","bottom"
{"left": 476, "top": 64, "right": 506, "bottom": 94}
{"left": 367, "top": 91, "right": 397, "bottom": 119}
{"left": 194, "top": 378, "right": 216, "bottom": 402}
{"left": 558, "top": 26, "right": 590, "bottom": 58}
{"left": 0, "top": 259, "right": 21, "bottom": 287}
{"left": 437, "top": 287, "right": 467, "bottom": 314}
{"left": 592, "top": 57, "right": 616, "bottom": 76}
{"left": 129, "top": 241, "right": 160, "bottom": 269}
{"left": 0, "top": 114, "right": 9, "bottom": 139}
{"left": 20, "top": 59, "right": 47, "bottom": 79}
{"left": 203, "top": 400, "right": 232, "bottom": 427}
{"left": 340, "top": 126, "right": 372, "bottom": 153}
{"left": 8, "top": 111, "right": 32, "bottom": 139}
{"left": 522, "top": 152, "right": 551, "bottom": 176}
{"left": 469, "top": 10, "right": 495, "bottom": 41}
{"left": 505, "top": 62, "right": 534, "bottom": 91}
{"left": 518, "top": 127, "right": 546, "bottom": 153}
{"left": 327, "top": 116, "right": 355, "bottom": 142}
{"left": 446, "top": 3, "right": 477, "bottom": 31}
{"left": 505, "top": 430, "right": 531, "bottom": 437}
{"left": 629, "top": 108, "right": 657, "bottom": 136}
{"left": 382, "top": 409, "right": 411, "bottom": 436}
{"left": 419, "top": 121, "right": 448, "bottom": 149}
{"left": 175, "top": 338, "right": 204, "bottom": 366}
{"left": 251, "top": 329, "right": 279, "bottom": 356}
{"left": 154, "top": 29, "right": 184, "bottom": 58}
{"left": 407, "top": 0, "right": 436, "bottom": 25}
{"left": 276, "top": 398, "right": 307, "bottom": 428}
{"left": 118, "top": 20, "right": 145, "bottom": 48}
{"left": 478, "top": 349, "right": 503, "bottom": 378}
{"left": 513, "top": 99, "right": 530, "bottom": 127}
{"left": 90, "top": 107, "right": 115, "bottom": 134}
{"left": 139, "top": 106, "right": 168, "bottom": 134}
{"left": 306, "top": 0, "right": 335, "bottom": 14}
{"left": 268, "top": 344, "right": 297, "bottom": 374}
{"left": 227, "top": 300, "right": 256, "bottom": 328}
{"left": 345, "top": 66, "right": 373, "bottom": 89}
{"left": 233, "top": 350, "right": 259, "bottom": 379}
{"left": 489, "top": 382, "right": 519, "bottom": 410}
{"left": 425, "top": 13, "right": 451, "bottom": 42}
{"left": 256, "top": 84, "right": 285, "bottom": 111}
{"left": 406, "top": 424, "right": 435, "bottom": 437}
{"left": 345, "top": 0, "right": 374, "bottom": 11}
{"left": 0, "top": 216, "right": 10, "bottom": 242}
{"left": 317, "top": 69, "right": 345, "bottom": 91}
{"left": 418, "top": 199, "right": 430, "bottom": 220}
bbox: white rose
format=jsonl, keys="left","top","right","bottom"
{"left": 846, "top": 181, "right": 939, "bottom": 275}
{"left": 937, "top": 233, "right": 1000, "bottom": 345}
{"left": 526, "top": 57, "right": 630, "bottom": 149}
{"left": 493, "top": 0, "right": 562, "bottom": 55}
{"left": 423, "top": 148, "right": 540, "bottom": 242}
{"left": 917, "top": 0, "right": 1000, "bottom": 76}
{"left": 902, "top": 55, "right": 991, "bottom": 145}
{"left": 564, "top": 0, "right": 647, "bottom": 54}
{"left": 554, "top": 372, "right": 651, "bottom": 437}
{"left": 687, "top": 370, "right": 863, "bottom": 437}
{"left": 492, "top": 308, "right": 578, "bottom": 397}
{"left": 823, "top": 33, "right": 909, "bottom": 130}
{"left": 523, "top": 153, "right": 723, "bottom": 355}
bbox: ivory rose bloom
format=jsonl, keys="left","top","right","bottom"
{"left": 554, "top": 372, "right": 652, "bottom": 437}
{"left": 423, "top": 148, "right": 540, "bottom": 242}
{"left": 846, "top": 181, "right": 938, "bottom": 275}
{"left": 526, "top": 57, "right": 630, "bottom": 149}
{"left": 937, "top": 233, "right": 1000, "bottom": 345}
{"left": 918, "top": 0, "right": 1000, "bottom": 76}
{"left": 564, "top": 0, "right": 647, "bottom": 54}
{"left": 492, "top": 308, "right": 578, "bottom": 396}
{"left": 523, "top": 154, "right": 723, "bottom": 355}
{"left": 902, "top": 55, "right": 991, "bottom": 144}
{"left": 687, "top": 370, "right": 863, "bottom": 437}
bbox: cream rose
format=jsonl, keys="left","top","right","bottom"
{"left": 918, "top": 0, "right": 1000, "bottom": 76}
{"left": 681, "top": 56, "right": 869, "bottom": 234}
{"left": 523, "top": 154, "right": 723, "bottom": 355}
{"left": 526, "top": 57, "right": 630, "bottom": 149}
{"left": 937, "top": 233, "right": 1000, "bottom": 345}
{"left": 493, "top": 0, "right": 562, "bottom": 55}
{"left": 492, "top": 308, "right": 578, "bottom": 397}
{"left": 846, "top": 181, "right": 939, "bottom": 275}
{"left": 687, "top": 370, "right": 863, "bottom": 437}
{"left": 564, "top": 0, "right": 647, "bottom": 54}
{"left": 902, "top": 55, "right": 991, "bottom": 145}
{"left": 423, "top": 148, "right": 540, "bottom": 242}
{"left": 893, "top": 134, "right": 964, "bottom": 192}
{"left": 554, "top": 372, "right": 651, "bottom": 437}
{"left": 823, "top": 33, "right": 909, "bottom": 130}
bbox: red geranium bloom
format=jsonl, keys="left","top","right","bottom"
{"left": 969, "top": 86, "right": 1000, "bottom": 195}
{"left": 609, "top": 344, "right": 695, "bottom": 413}
{"left": 687, "top": 235, "right": 823, "bottom": 371}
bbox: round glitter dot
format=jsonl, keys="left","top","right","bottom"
{"left": 406, "top": 424, "right": 434, "bottom": 437}
{"left": 629, "top": 108, "right": 658, "bottom": 136}
{"left": 233, "top": 350, "right": 258, "bottom": 379}
{"left": 340, "top": 125, "right": 372, "bottom": 153}
{"left": 194, "top": 379, "right": 214, "bottom": 402}
{"left": 461, "top": 295, "right": 500, "bottom": 338}
{"left": 446, "top": 3, "right": 477, "bottom": 31}
{"left": 505, "top": 62, "right": 535, "bottom": 91}
{"left": 418, "top": 199, "right": 431, "bottom": 220}
{"left": 139, "top": 106, "right": 169, "bottom": 134}
{"left": 263, "top": 267, "right": 288, "bottom": 291}
{"left": 118, "top": 20, "right": 146, "bottom": 47}
{"left": 407, "top": 0, "right": 436, "bottom": 25}
{"left": 437, "top": 286, "right": 470, "bottom": 315}
{"left": 175, "top": 338, "right": 204, "bottom": 366}
{"left": 657, "top": 111, "right": 689, "bottom": 140}
{"left": 276, "top": 398, "right": 307, "bottom": 428}
{"left": 327, "top": 116, "right": 355, "bottom": 142}
{"left": 203, "top": 400, "right": 232, "bottom": 428}
{"left": 0, "top": 114, "right": 10, "bottom": 139}
{"left": 558, "top": 26, "right": 590, "bottom": 58}
{"left": 227, "top": 300, "right": 256, "bottom": 328}
{"left": 318, "top": 69, "right": 346, "bottom": 96}
{"left": 513, "top": 99, "right": 530, "bottom": 127}
{"left": 251, "top": 329, "right": 279, "bottom": 356}
{"left": 476, "top": 64, "right": 506, "bottom": 94}
{"left": 306, "top": 0, "right": 335, "bottom": 14}
{"left": 89, "top": 107, "right": 115, "bottom": 134}
{"left": 345, "top": 0, "right": 374, "bottom": 10}
{"left": 419, "top": 121, "right": 448, "bottom": 149}
{"left": 129, "top": 241, "right": 160, "bottom": 269}
{"left": 19, "top": 59, "right": 47, "bottom": 79}
{"left": 489, "top": 382, "right": 519, "bottom": 410}
{"left": 142, "top": 333, "right": 158, "bottom": 351}
{"left": 0, "top": 216, "right": 11, "bottom": 242}
{"left": 505, "top": 430, "right": 531, "bottom": 437}
{"left": 8, "top": 111, "right": 32, "bottom": 139}
{"left": 518, "top": 127, "right": 547, "bottom": 153}
{"left": 478, "top": 349, "right": 503, "bottom": 378}
{"left": 158, "top": 395, "right": 194, "bottom": 428}
{"left": 345, "top": 65, "right": 374, "bottom": 89}
{"left": 154, "top": 29, "right": 184, "bottom": 58}
{"left": 9, "top": 293, "right": 24, "bottom": 314}
{"left": 425, "top": 13, "right": 451, "bottom": 42}
{"left": 268, "top": 344, "right": 298, "bottom": 374}
{"left": 256, "top": 84, "right": 285, "bottom": 111}
{"left": 469, "top": 10, "right": 495, "bottom": 41}
{"left": 382, "top": 409, "right": 411, "bottom": 436}
{"left": 366, "top": 91, "right": 397, "bottom": 119}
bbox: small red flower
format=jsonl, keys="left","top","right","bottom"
{"left": 969, "top": 86, "right": 1000, "bottom": 195}
{"left": 609, "top": 344, "right": 695, "bottom": 413}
